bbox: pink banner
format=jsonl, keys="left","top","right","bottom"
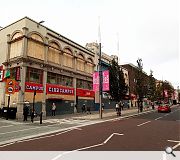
{"left": 93, "top": 70, "right": 109, "bottom": 91}
{"left": 102, "top": 70, "right": 109, "bottom": 91}
{"left": 93, "top": 72, "right": 99, "bottom": 91}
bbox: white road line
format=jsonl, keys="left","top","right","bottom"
{"left": 155, "top": 117, "right": 163, "bottom": 120}
{"left": 164, "top": 114, "right": 169, "bottom": 117}
{"left": 0, "top": 128, "right": 82, "bottom": 147}
{"left": 103, "top": 133, "right": 124, "bottom": 144}
{"left": 167, "top": 140, "right": 180, "bottom": 149}
{"left": 0, "top": 123, "right": 59, "bottom": 135}
{"left": 0, "top": 124, "right": 14, "bottom": 129}
{"left": 137, "top": 121, "right": 151, "bottom": 127}
{"left": 51, "top": 132, "right": 124, "bottom": 160}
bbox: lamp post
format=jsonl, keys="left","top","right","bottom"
{"left": 37, "top": 21, "right": 45, "bottom": 27}
{"left": 99, "top": 43, "right": 103, "bottom": 119}
{"left": 177, "top": 86, "right": 179, "bottom": 103}
{"left": 6, "top": 94, "right": 10, "bottom": 120}
{"left": 31, "top": 90, "right": 36, "bottom": 123}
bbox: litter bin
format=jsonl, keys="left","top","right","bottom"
{"left": 8, "top": 107, "right": 17, "bottom": 119}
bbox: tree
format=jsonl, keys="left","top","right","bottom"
{"left": 109, "top": 59, "right": 128, "bottom": 102}
{"left": 147, "top": 70, "right": 156, "bottom": 102}
{"left": 135, "top": 58, "right": 145, "bottom": 101}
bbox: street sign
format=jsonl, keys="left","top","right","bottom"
{"left": 6, "top": 79, "right": 15, "bottom": 94}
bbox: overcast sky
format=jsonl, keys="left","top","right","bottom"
{"left": 0, "top": 0, "right": 179, "bottom": 88}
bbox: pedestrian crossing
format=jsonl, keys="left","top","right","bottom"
{"left": 42, "top": 118, "right": 91, "bottom": 125}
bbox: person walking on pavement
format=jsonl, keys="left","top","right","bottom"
{"left": 116, "top": 102, "right": 121, "bottom": 116}
{"left": 86, "top": 106, "right": 91, "bottom": 114}
{"left": 82, "top": 104, "right": 86, "bottom": 113}
{"left": 23, "top": 101, "right": 29, "bottom": 121}
{"left": 30, "top": 108, "right": 35, "bottom": 123}
{"left": 51, "top": 103, "right": 56, "bottom": 116}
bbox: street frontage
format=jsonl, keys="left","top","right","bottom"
{"left": 0, "top": 105, "right": 179, "bottom": 151}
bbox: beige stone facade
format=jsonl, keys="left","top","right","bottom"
{"left": 0, "top": 17, "right": 95, "bottom": 118}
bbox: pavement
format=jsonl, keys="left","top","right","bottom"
{"left": 41, "top": 106, "right": 155, "bottom": 122}
{"left": 1, "top": 106, "right": 156, "bottom": 124}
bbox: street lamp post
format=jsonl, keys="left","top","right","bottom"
{"left": 6, "top": 94, "right": 10, "bottom": 120}
{"left": 99, "top": 43, "right": 103, "bottom": 119}
{"left": 177, "top": 86, "right": 179, "bottom": 103}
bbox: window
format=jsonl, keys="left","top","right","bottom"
{"left": 86, "top": 58, "right": 94, "bottom": 74}
{"left": 77, "top": 79, "right": 92, "bottom": 90}
{"left": 10, "top": 32, "right": 23, "bottom": 58}
{"left": 48, "top": 42, "right": 60, "bottom": 64}
{"left": 63, "top": 48, "right": 73, "bottom": 68}
{"left": 26, "top": 67, "right": 43, "bottom": 84}
{"left": 27, "top": 33, "right": 44, "bottom": 60}
{"left": 47, "top": 72, "right": 73, "bottom": 87}
{"left": 77, "top": 54, "right": 85, "bottom": 71}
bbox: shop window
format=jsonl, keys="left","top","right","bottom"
{"left": 26, "top": 67, "right": 43, "bottom": 84}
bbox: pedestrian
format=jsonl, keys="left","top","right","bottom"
{"left": 151, "top": 102, "right": 155, "bottom": 110}
{"left": 82, "top": 104, "right": 86, "bottom": 113}
{"left": 23, "top": 101, "right": 29, "bottom": 121}
{"left": 86, "top": 106, "right": 91, "bottom": 114}
{"left": 30, "top": 108, "right": 35, "bottom": 123}
{"left": 102, "top": 103, "right": 104, "bottom": 112}
{"left": 118, "top": 101, "right": 123, "bottom": 116}
{"left": 116, "top": 103, "right": 121, "bottom": 116}
{"left": 74, "top": 103, "right": 78, "bottom": 113}
{"left": 51, "top": 103, "right": 56, "bottom": 116}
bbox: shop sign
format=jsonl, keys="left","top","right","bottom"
{"left": 46, "top": 84, "right": 74, "bottom": 95}
{"left": 25, "top": 82, "right": 43, "bottom": 93}
{"left": 76, "top": 88, "right": 95, "bottom": 97}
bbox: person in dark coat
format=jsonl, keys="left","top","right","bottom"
{"left": 82, "top": 104, "right": 86, "bottom": 113}
{"left": 23, "top": 104, "right": 29, "bottom": 121}
{"left": 86, "top": 106, "right": 91, "bottom": 114}
{"left": 23, "top": 101, "right": 29, "bottom": 121}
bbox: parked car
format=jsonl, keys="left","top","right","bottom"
{"left": 158, "top": 103, "right": 171, "bottom": 113}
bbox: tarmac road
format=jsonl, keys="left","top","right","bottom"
{"left": 0, "top": 105, "right": 179, "bottom": 151}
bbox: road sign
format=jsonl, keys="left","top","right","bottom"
{"left": 6, "top": 79, "right": 15, "bottom": 94}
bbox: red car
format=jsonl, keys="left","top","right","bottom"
{"left": 158, "top": 104, "right": 171, "bottom": 113}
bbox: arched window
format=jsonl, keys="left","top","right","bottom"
{"left": 86, "top": 58, "right": 94, "bottom": 74}
{"left": 10, "top": 32, "right": 23, "bottom": 59}
{"left": 63, "top": 48, "right": 73, "bottom": 68}
{"left": 27, "top": 33, "right": 44, "bottom": 60}
{"left": 77, "top": 54, "right": 85, "bottom": 71}
{"left": 48, "top": 42, "right": 60, "bottom": 64}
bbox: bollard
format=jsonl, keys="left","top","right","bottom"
{"left": 40, "top": 112, "right": 43, "bottom": 124}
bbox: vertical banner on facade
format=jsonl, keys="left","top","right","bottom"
{"left": 15, "top": 67, "right": 20, "bottom": 81}
{"left": 0, "top": 65, "right": 4, "bottom": 82}
{"left": 93, "top": 70, "right": 109, "bottom": 91}
{"left": 93, "top": 71, "right": 99, "bottom": 91}
{"left": 102, "top": 70, "right": 109, "bottom": 91}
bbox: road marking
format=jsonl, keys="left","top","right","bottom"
{"left": 0, "top": 123, "right": 59, "bottom": 135}
{"left": 51, "top": 132, "right": 124, "bottom": 160}
{"left": 0, "top": 127, "right": 82, "bottom": 147}
{"left": 137, "top": 121, "right": 151, "bottom": 127}
{"left": 155, "top": 117, "right": 163, "bottom": 120}
{"left": 0, "top": 124, "right": 14, "bottom": 129}
{"left": 103, "top": 133, "right": 124, "bottom": 144}
{"left": 164, "top": 114, "right": 169, "bottom": 117}
{"left": 167, "top": 140, "right": 180, "bottom": 149}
